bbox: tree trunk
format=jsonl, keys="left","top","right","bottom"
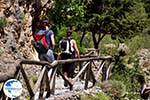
{"left": 92, "top": 32, "right": 106, "bottom": 49}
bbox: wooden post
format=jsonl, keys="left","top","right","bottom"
{"left": 57, "top": 69, "right": 73, "bottom": 90}
{"left": 102, "top": 61, "right": 107, "bottom": 81}
{"left": 73, "top": 62, "right": 90, "bottom": 84}
{"left": 105, "top": 60, "right": 112, "bottom": 80}
{"left": 79, "top": 62, "right": 84, "bottom": 80}
{"left": 49, "top": 66, "right": 57, "bottom": 95}
{"left": 0, "top": 83, "right": 6, "bottom": 100}
{"left": 84, "top": 61, "right": 91, "bottom": 89}
{"left": 89, "top": 61, "right": 96, "bottom": 87}
{"left": 39, "top": 66, "right": 48, "bottom": 99}
{"left": 44, "top": 67, "right": 50, "bottom": 98}
{"left": 95, "top": 60, "right": 106, "bottom": 80}
{"left": 20, "top": 64, "right": 34, "bottom": 98}
{"left": 33, "top": 66, "right": 46, "bottom": 94}
{"left": 14, "top": 65, "right": 21, "bottom": 80}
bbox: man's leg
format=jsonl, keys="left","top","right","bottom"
{"left": 46, "top": 49, "right": 55, "bottom": 62}
{"left": 67, "top": 63, "right": 74, "bottom": 83}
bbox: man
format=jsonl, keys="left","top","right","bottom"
{"left": 34, "top": 20, "right": 55, "bottom": 98}
{"left": 59, "top": 30, "right": 80, "bottom": 86}
{"left": 35, "top": 19, "right": 55, "bottom": 62}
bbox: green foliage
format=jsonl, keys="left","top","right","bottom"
{"left": 101, "top": 80, "right": 126, "bottom": 99}
{"left": 96, "top": 93, "right": 111, "bottom": 100}
{"left": 80, "top": 0, "right": 147, "bottom": 48}
{"left": 100, "top": 32, "right": 150, "bottom": 57}
{"left": 111, "top": 62, "right": 143, "bottom": 99}
{"left": 81, "top": 92, "right": 110, "bottom": 100}
{"left": 97, "top": 29, "right": 150, "bottom": 99}
{"left": 125, "top": 33, "right": 150, "bottom": 55}
{"left": 99, "top": 35, "right": 118, "bottom": 56}
{"left": 0, "top": 17, "right": 7, "bottom": 29}
{"left": 48, "top": 0, "right": 85, "bottom": 28}
{"left": 81, "top": 32, "right": 93, "bottom": 48}
{"left": 45, "top": 0, "right": 148, "bottom": 49}
{"left": 87, "top": 0, "right": 147, "bottom": 38}
{"left": 72, "top": 31, "right": 85, "bottom": 54}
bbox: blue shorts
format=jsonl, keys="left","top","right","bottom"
{"left": 46, "top": 49, "right": 55, "bottom": 62}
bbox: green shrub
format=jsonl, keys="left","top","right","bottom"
{"left": 101, "top": 80, "right": 126, "bottom": 99}
{"left": 81, "top": 92, "right": 110, "bottom": 100}
{"left": 110, "top": 64, "right": 143, "bottom": 99}
{"left": 97, "top": 92, "right": 111, "bottom": 100}
{"left": 125, "top": 33, "right": 150, "bottom": 55}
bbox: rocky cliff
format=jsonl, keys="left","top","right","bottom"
{"left": 0, "top": 0, "right": 52, "bottom": 73}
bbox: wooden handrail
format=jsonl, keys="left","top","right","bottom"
{"left": 0, "top": 56, "right": 112, "bottom": 82}
{"left": 20, "top": 56, "right": 113, "bottom": 67}
{"left": 0, "top": 55, "right": 114, "bottom": 99}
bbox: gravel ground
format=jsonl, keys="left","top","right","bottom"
{"left": 34, "top": 76, "right": 102, "bottom": 100}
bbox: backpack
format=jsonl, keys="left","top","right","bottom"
{"left": 33, "top": 30, "right": 48, "bottom": 53}
{"left": 60, "top": 37, "right": 74, "bottom": 54}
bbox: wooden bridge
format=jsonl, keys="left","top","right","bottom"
{"left": 0, "top": 53, "right": 114, "bottom": 99}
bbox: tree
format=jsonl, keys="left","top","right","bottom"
{"left": 44, "top": 0, "right": 147, "bottom": 50}
{"left": 79, "top": 0, "right": 147, "bottom": 49}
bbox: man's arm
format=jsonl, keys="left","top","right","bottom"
{"left": 50, "top": 34, "right": 55, "bottom": 49}
{"left": 72, "top": 39, "right": 80, "bottom": 59}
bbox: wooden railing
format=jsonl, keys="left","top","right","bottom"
{"left": 0, "top": 56, "right": 113, "bottom": 99}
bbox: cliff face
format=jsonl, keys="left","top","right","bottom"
{"left": 0, "top": 0, "right": 31, "bottom": 73}
{"left": 0, "top": 0, "right": 52, "bottom": 73}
